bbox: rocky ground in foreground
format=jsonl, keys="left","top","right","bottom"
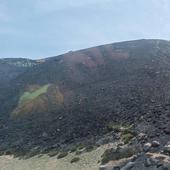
{"left": 99, "top": 124, "right": 170, "bottom": 170}
{"left": 0, "top": 123, "right": 169, "bottom": 170}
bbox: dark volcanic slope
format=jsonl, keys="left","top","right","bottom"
{"left": 0, "top": 39, "right": 170, "bottom": 154}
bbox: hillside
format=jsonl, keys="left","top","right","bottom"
{"left": 0, "top": 58, "right": 41, "bottom": 85}
{"left": 0, "top": 40, "right": 170, "bottom": 169}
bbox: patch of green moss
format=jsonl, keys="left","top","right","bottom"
{"left": 19, "top": 84, "right": 50, "bottom": 104}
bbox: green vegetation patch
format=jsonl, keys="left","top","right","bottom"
{"left": 70, "top": 157, "right": 80, "bottom": 163}
{"left": 101, "top": 146, "right": 139, "bottom": 164}
{"left": 120, "top": 128, "right": 136, "bottom": 144}
{"left": 19, "top": 84, "right": 50, "bottom": 104}
{"left": 106, "top": 122, "right": 131, "bottom": 133}
{"left": 48, "top": 150, "right": 58, "bottom": 157}
{"left": 121, "top": 133, "right": 134, "bottom": 144}
{"left": 57, "top": 152, "right": 68, "bottom": 159}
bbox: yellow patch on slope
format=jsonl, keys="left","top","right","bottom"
{"left": 54, "top": 86, "right": 64, "bottom": 104}
{"left": 11, "top": 84, "right": 64, "bottom": 118}
{"left": 19, "top": 84, "right": 50, "bottom": 104}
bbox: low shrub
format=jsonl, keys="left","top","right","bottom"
{"left": 121, "top": 133, "right": 134, "bottom": 144}
{"left": 57, "top": 152, "right": 68, "bottom": 159}
{"left": 70, "top": 157, "right": 80, "bottom": 163}
{"left": 101, "top": 146, "right": 138, "bottom": 164}
{"left": 85, "top": 145, "right": 94, "bottom": 152}
{"left": 48, "top": 150, "right": 58, "bottom": 157}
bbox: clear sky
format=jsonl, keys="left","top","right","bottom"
{"left": 0, "top": 0, "right": 170, "bottom": 59}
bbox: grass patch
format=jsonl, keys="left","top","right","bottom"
{"left": 19, "top": 84, "right": 50, "bottom": 104}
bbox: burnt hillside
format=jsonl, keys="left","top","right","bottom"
{"left": 0, "top": 39, "right": 170, "bottom": 155}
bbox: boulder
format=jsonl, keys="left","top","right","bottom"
{"left": 138, "top": 133, "right": 147, "bottom": 141}
{"left": 163, "top": 143, "right": 170, "bottom": 155}
{"left": 42, "top": 132, "right": 48, "bottom": 138}
{"left": 144, "top": 158, "right": 153, "bottom": 167}
{"left": 151, "top": 141, "right": 160, "bottom": 147}
{"left": 143, "top": 143, "right": 151, "bottom": 152}
{"left": 144, "top": 157, "right": 158, "bottom": 167}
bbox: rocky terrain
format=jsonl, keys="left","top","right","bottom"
{"left": 0, "top": 39, "right": 169, "bottom": 169}
{"left": 98, "top": 125, "right": 170, "bottom": 170}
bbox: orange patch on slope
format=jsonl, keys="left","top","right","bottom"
{"left": 104, "top": 45, "right": 129, "bottom": 60}
{"left": 64, "top": 52, "right": 97, "bottom": 69}
{"left": 11, "top": 85, "right": 64, "bottom": 118}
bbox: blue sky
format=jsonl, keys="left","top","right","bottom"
{"left": 0, "top": 0, "right": 170, "bottom": 59}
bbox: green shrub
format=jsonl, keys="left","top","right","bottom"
{"left": 77, "top": 144, "right": 85, "bottom": 150}
{"left": 119, "top": 126, "right": 136, "bottom": 144}
{"left": 101, "top": 148, "right": 117, "bottom": 164}
{"left": 70, "top": 157, "right": 80, "bottom": 163}
{"left": 101, "top": 146, "right": 138, "bottom": 164}
{"left": 121, "top": 128, "right": 136, "bottom": 135}
{"left": 121, "top": 133, "right": 134, "bottom": 144}
{"left": 4, "top": 150, "right": 12, "bottom": 155}
{"left": 70, "top": 146, "right": 77, "bottom": 153}
{"left": 57, "top": 152, "right": 68, "bottom": 159}
{"left": 106, "top": 123, "right": 122, "bottom": 132}
{"left": 85, "top": 145, "right": 94, "bottom": 152}
{"left": 48, "top": 150, "right": 58, "bottom": 157}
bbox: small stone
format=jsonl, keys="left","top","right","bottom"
{"left": 145, "top": 157, "right": 160, "bottom": 167}
{"left": 120, "top": 162, "right": 135, "bottom": 170}
{"left": 131, "top": 155, "right": 138, "bottom": 162}
{"left": 144, "top": 158, "right": 152, "bottom": 167}
{"left": 151, "top": 141, "right": 160, "bottom": 147}
{"left": 42, "top": 132, "right": 48, "bottom": 137}
{"left": 138, "top": 133, "right": 146, "bottom": 140}
{"left": 156, "top": 162, "right": 163, "bottom": 168}
{"left": 164, "top": 128, "right": 170, "bottom": 135}
{"left": 113, "top": 166, "right": 120, "bottom": 170}
{"left": 99, "top": 165, "right": 111, "bottom": 170}
{"left": 161, "top": 166, "right": 169, "bottom": 170}
{"left": 143, "top": 143, "right": 151, "bottom": 152}
{"left": 163, "top": 143, "right": 170, "bottom": 155}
